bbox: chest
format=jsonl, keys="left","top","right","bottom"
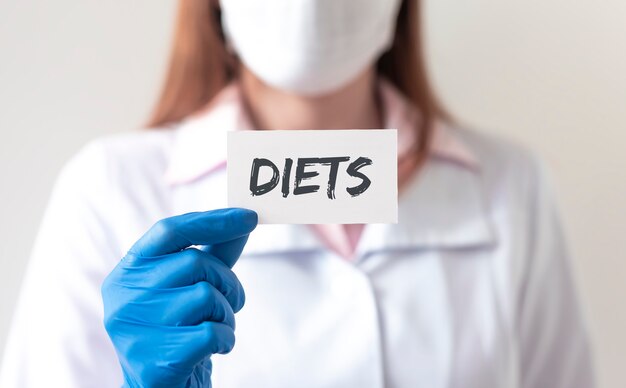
{"left": 209, "top": 248, "right": 518, "bottom": 388}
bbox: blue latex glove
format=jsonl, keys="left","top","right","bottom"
{"left": 102, "top": 208, "right": 258, "bottom": 388}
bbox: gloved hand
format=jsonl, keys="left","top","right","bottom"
{"left": 101, "top": 208, "right": 258, "bottom": 388}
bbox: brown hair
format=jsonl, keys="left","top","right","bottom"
{"left": 147, "top": 0, "right": 447, "bottom": 160}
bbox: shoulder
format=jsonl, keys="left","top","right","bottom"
{"left": 448, "top": 125, "right": 564, "bottom": 257}
{"left": 49, "top": 129, "right": 182, "bottom": 222}
{"left": 49, "top": 129, "right": 183, "bottom": 249}
{"left": 454, "top": 125, "right": 543, "bottom": 177}
{"left": 60, "top": 128, "right": 177, "bottom": 188}
{"left": 449, "top": 125, "right": 549, "bottom": 198}
{"left": 445, "top": 125, "right": 560, "bottom": 243}
{"left": 68, "top": 128, "right": 176, "bottom": 172}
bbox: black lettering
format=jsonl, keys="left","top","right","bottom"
{"left": 249, "top": 158, "right": 280, "bottom": 196}
{"left": 346, "top": 157, "right": 373, "bottom": 197}
{"left": 293, "top": 158, "right": 321, "bottom": 195}
{"left": 281, "top": 158, "right": 293, "bottom": 198}
{"left": 318, "top": 157, "right": 350, "bottom": 199}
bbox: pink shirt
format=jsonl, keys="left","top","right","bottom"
{"left": 166, "top": 79, "right": 478, "bottom": 259}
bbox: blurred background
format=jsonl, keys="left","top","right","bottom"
{"left": 0, "top": 0, "right": 624, "bottom": 386}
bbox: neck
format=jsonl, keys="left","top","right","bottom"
{"left": 239, "top": 67, "right": 382, "bottom": 130}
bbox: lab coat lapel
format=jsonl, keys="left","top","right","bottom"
{"left": 356, "top": 156, "right": 498, "bottom": 260}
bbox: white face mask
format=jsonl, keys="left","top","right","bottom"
{"left": 220, "top": 0, "right": 403, "bottom": 96}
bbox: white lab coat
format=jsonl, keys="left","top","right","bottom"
{"left": 0, "top": 100, "right": 595, "bottom": 387}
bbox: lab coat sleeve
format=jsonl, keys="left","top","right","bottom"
{"left": 518, "top": 158, "right": 595, "bottom": 388}
{"left": 0, "top": 141, "right": 124, "bottom": 387}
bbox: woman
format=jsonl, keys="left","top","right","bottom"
{"left": 0, "top": 0, "right": 594, "bottom": 387}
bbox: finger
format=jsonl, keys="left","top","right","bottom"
{"left": 156, "top": 322, "right": 236, "bottom": 371}
{"left": 120, "top": 249, "right": 245, "bottom": 312}
{"left": 129, "top": 208, "right": 257, "bottom": 257}
{"left": 198, "top": 321, "right": 236, "bottom": 355}
{"left": 153, "top": 282, "right": 236, "bottom": 329}
{"left": 202, "top": 234, "right": 250, "bottom": 268}
{"left": 184, "top": 322, "right": 236, "bottom": 361}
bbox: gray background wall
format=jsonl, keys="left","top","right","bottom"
{"left": 1, "top": 1, "right": 624, "bottom": 386}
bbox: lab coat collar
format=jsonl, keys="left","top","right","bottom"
{"left": 354, "top": 159, "right": 498, "bottom": 260}
{"left": 164, "top": 81, "right": 496, "bottom": 257}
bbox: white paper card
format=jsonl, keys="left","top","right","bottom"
{"left": 227, "top": 130, "right": 397, "bottom": 224}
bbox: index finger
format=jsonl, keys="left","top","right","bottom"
{"left": 129, "top": 208, "right": 258, "bottom": 257}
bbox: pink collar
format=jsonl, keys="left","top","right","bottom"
{"left": 164, "top": 80, "right": 479, "bottom": 186}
